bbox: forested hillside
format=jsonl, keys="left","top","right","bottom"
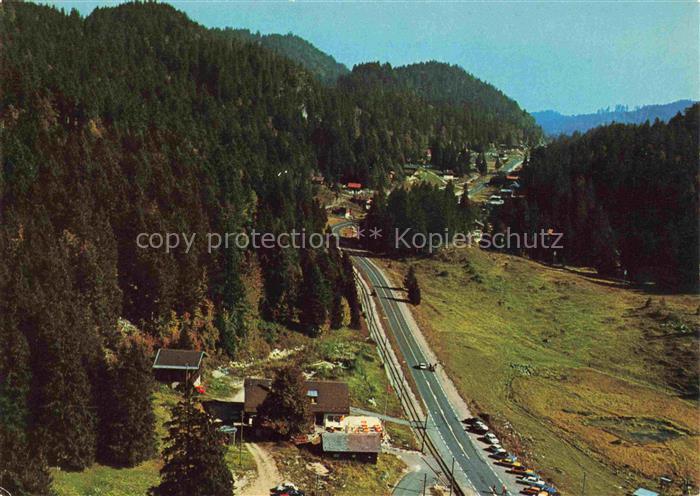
{"left": 0, "top": 3, "right": 344, "bottom": 493}
{"left": 533, "top": 99, "right": 696, "bottom": 136}
{"left": 223, "top": 29, "right": 349, "bottom": 85}
{"left": 492, "top": 105, "right": 699, "bottom": 289}
{"left": 332, "top": 62, "right": 541, "bottom": 180}
{"left": 0, "top": 3, "right": 540, "bottom": 493}
{"left": 395, "top": 61, "right": 539, "bottom": 143}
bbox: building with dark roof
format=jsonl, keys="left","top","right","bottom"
{"left": 152, "top": 349, "right": 205, "bottom": 386}
{"left": 321, "top": 432, "right": 381, "bottom": 463}
{"left": 243, "top": 378, "right": 349, "bottom": 426}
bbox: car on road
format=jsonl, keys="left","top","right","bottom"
{"left": 414, "top": 362, "right": 436, "bottom": 371}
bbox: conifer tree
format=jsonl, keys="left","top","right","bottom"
{"left": 178, "top": 328, "right": 196, "bottom": 350}
{"left": 0, "top": 427, "right": 53, "bottom": 496}
{"left": 98, "top": 342, "right": 156, "bottom": 467}
{"left": 329, "top": 291, "right": 345, "bottom": 329}
{"left": 149, "top": 387, "right": 233, "bottom": 496}
{"left": 255, "top": 365, "right": 310, "bottom": 437}
{"left": 341, "top": 252, "right": 361, "bottom": 329}
{"left": 299, "top": 252, "right": 330, "bottom": 336}
{"left": 0, "top": 308, "right": 53, "bottom": 496}
{"left": 477, "top": 152, "right": 488, "bottom": 175}
{"left": 404, "top": 266, "right": 422, "bottom": 305}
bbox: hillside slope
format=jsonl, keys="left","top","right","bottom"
{"left": 380, "top": 248, "right": 699, "bottom": 496}
{"left": 224, "top": 29, "right": 349, "bottom": 85}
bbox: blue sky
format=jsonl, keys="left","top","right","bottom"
{"left": 47, "top": 1, "right": 698, "bottom": 114}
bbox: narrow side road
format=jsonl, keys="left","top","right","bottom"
{"left": 240, "top": 442, "right": 281, "bottom": 496}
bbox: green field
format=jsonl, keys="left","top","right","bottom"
{"left": 53, "top": 386, "right": 256, "bottom": 496}
{"left": 405, "top": 167, "right": 446, "bottom": 188}
{"left": 380, "top": 247, "right": 699, "bottom": 495}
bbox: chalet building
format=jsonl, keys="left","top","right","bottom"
{"left": 345, "top": 182, "right": 362, "bottom": 195}
{"left": 152, "top": 349, "right": 205, "bottom": 386}
{"left": 321, "top": 432, "right": 381, "bottom": 463}
{"left": 243, "top": 378, "right": 349, "bottom": 426}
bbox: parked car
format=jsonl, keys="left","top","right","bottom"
{"left": 272, "top": 482, "right": 305, "bottom": 496}
{"left": 491, "top": 447, "right": 508, "bottom": 458}
{"left": 484, "top": 433, "right": 499, "bottom": 444}
{"left": 522, "top": 476, "right": 546, "bottom": 487}
{"left": 472, "top": 421, "right": 489, "bottom": 433}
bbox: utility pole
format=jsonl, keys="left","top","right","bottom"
{"left": 383, "top": 382, "right": 389, "bottom": 416}
{"left": 581, "top": 470, "right": 587, "bottom": 496}
{"left": 449, "top": 456, "right": 455, "bottom": 496}
{"left": 420, "top": 414, "right": 429, "bottom": 454}
{"left": 239, "top": 416, "right": 244, "bottom": 466}
{"left": 422, "top": 473, "right": 427, "bottom": 496}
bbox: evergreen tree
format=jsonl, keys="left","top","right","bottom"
{"left": 329, "top": 291, "right": 345, "bottom": 329}
{"left": 178, "top": 328, "right": 196, "bottom": 350}
{"left": 98, "top": 342, "right": 156, "bottom": 467}
{"left": 149, "top": 388, "right": 233, "bottom": 496}
{"left": 299, "top": 252, "right": 330, "bottom": 336}
{"left": 0, "top": 305, "right": 53, "bottom": 496}
{"left": 477, "top": 152, "right": 488, "bottom": 175}
{"left": 404, "top": 266, "right": 422, "bottom": 305}
{"left": 0, "top": 427, "right": 53, "bottom": 496}
{"left": 341, "top": 252, "right": 361, "bottom": 329}
{"left": 255, "top": 365, "right": 310, "bottom": 437}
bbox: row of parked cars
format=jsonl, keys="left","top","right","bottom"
{"left": 463, "top": 417, "right": 559, "bottom": 495}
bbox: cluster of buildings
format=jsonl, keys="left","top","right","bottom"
{"left": 152, "top": 348, "right": 383, "bottom": 463}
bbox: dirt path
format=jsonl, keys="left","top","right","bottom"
{"left": 240, "top": 442, "right": 282, "bottom": 496}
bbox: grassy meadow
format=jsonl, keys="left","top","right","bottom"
{"left": 379, "top": 247, "right": 699, "bottom": 495}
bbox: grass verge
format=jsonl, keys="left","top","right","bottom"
{"left": 379, "top": 247, "right": 698, "bottom": 495}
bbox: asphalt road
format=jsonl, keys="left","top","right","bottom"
{"left": 351, "top": 254, "right": 516, "bottom": 496}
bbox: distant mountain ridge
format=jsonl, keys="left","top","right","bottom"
{"left": 223, "top": 28, "right": 349, "bottom": 85}
{"left": 533, "top": 99, "right": 696, "bottom": 136}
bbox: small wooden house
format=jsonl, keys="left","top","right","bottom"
{"left": 321, "top": 432, "right": 381, "bottom": 463}
{"left": 152, "top": 349, "right": 205, "bottom": 386}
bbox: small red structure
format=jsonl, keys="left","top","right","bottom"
{"left": 346, "top": 182, "right": 362, "bottom": 190}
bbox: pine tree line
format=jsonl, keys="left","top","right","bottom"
{"left": 491, "top": 105, "right": 698, "bottom": 289}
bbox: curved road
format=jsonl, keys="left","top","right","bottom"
{"left": 332, "top": 221, "right": 518, "bottom": 496}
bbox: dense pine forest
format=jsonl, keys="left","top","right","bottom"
{"left": 0, "top": 2, "right": 540, "bottom": 493}
{"left": 362, "top": 183, "right": 475, "bottom": 254}
{"left": 492, "top": 105, "right": 699, "bottom": 289}
{"left": 222, "top": 28, "right": 350, "bottom": 86}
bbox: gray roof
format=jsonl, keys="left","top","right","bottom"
{"left": 322, "top": 432, "right": 381, "bottom": 454}
{"left": 152, "top": 349, "right": 204, "bottom": 370}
